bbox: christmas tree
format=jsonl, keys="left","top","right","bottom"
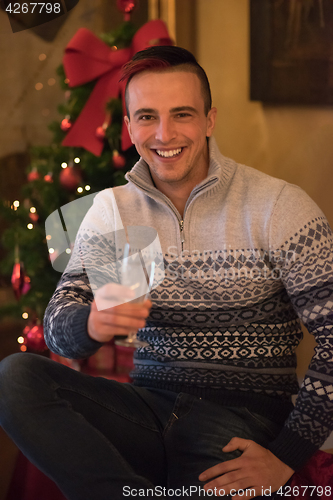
{"left": 0, "top": 1, "right": 171, "bottom": 353}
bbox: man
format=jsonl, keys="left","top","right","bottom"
{"left": 0, "top": 46, "right": 332, "bottom": 500}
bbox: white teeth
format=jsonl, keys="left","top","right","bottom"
{"left": 156, "top": 148, "right": 182, "bottom": 158}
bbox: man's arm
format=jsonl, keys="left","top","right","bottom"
{"left": 200, "top": 184, "right": 333, "bottom": 496}
{"left": 266, "top": 185, "right": 333, "bottom": 468}
{"left": 43, "top": 191, "right": 151, "bottom": 359}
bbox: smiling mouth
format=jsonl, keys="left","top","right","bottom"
{"left": 155, "top": 148, "right": 183, "bottom": 158}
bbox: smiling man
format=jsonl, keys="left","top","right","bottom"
{"left": 123, "top": 68, "right": 216, "bottom": 215}
{"left": 0, "top": 46, "right": 333, "bottom": 500}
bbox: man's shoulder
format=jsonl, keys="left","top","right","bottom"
{"left": 235, "top": 161, "right": 287, "bottom": 188}
{"left": 226, "top": 159, "right": 302, "bottom": 206}
{"left": 211, "top": 138, "right": 292, "bottom": 194}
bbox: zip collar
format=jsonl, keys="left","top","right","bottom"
{"left": 125, "top": 137, "right": 234, "bottom": 202}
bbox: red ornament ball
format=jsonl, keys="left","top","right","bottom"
{"left": 26, "top": 325, "right": 48, "bottom": 352}
{"left": 61, "top": 117, "right": 72, "bottom": 132}
{"left": 27, "top": 169, "right": 40, "bottom": 182}
{"left": 29, "top": 212, "right": 39, "bottom": 223}
{"left": 117, "top": 0, "right": 137, "bottom": 14}
{"left": 22, "top": 325, "right": 31, "bottom": 336}
{"left": 11, "top": 262, "right": 31, "bottom": 300}
{"left": 44, "top": 173, "right": 53, "bottom": 183}
{"left": 113, "top": 151, "right": 126, "bottom": 169}
{"left": 59, "top": 166, "right": 82, "bottom": 191}
{"left": 96, "top": 126, "right": 106, "bottom": 139}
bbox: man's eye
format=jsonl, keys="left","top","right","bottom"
{"left": 176, "top": 113, "right": 191, "bottom": 118}
{"left": 139, "top": 115, "right": 154, "bottom": 121}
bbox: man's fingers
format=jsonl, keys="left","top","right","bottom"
{"left": 92, "top": 298, "right": 152, "bottom": 317}
{"left": 199, "top": 445, "right": 247, "bottom": 482}
{"left": 97, "top": 309, "right": 147, "bottom": 330}
{"left": 106, "top": 300, "right": 152, "bottom": 317}
{"left": 88, "top": 299, "right": 152, "bottom": 342}
{"left": 202, "top": 471, "right": 258, "bottom": 499}
{"left": 222, "top": 437, "right": 252, "bottom": 453}
{"left": 213, "top": 473, "right": 253, "bottom": 489}
{"left": 199, "top": 438, "right": 294, "bottom": 500}
{"left": 94, "top": 302, "right": 151, "bottom": 331}
{"left": 224, "top": 489, "right": 258, "bottom": 500}
{"left": 93, "top": 322, "right": 137, "bottom": 337}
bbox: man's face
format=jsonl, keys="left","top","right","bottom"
{"left": 124, "top": 70, "right": 216, "bottom": 191}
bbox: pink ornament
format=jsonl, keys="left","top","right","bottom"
{"left": 112, "top": 150, "right": 126, "bottom": 169}
{"left": 26, "top": 325, "right": 48, "bottom": 352}
{"left": 59, "top": 165, "right": 82, "bottom": 191}
{"left": 61, "top": 117, "right": 72, "bottom": 132}
{"left": 117, "top": 0, "right": 137, "bottom": 14}
{"left": 27, "top": 169, "right": 40, "bottom": 182}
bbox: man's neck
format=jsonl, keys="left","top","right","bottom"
{"left": 148, "top": 140, "right": 211, "bottom": 218}
{"left": 153, "top": 174, "right": 207, "bottom": 219}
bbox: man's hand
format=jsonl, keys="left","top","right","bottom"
{"left": 198, "top": 437, "right": 294, "bottom": 499}
{"left": 87, "top": 283, "right": 152, "bottom": 343}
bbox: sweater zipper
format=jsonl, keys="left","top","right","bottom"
{"left": 126, "top": 173, "right": 218, "bottom": 253}
{"left": 179, "top": 219, "right": 185, "bottom": 252}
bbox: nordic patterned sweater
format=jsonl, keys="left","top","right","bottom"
{"left": 44, "top": 137, "right": 333, "bottom": 472}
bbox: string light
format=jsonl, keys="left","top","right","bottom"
{"left": 48, "top": 248, "right": 55, "bottom": 254}
{"left": 85, "top": 185, "right": 91, "bottom": 191}
{"left": 39, "top": 53, "right": 47, "bottom": 61}
{"left": 46, "top": 235, "right": 52, "bottom": 240}
{"left": 48, "top": 78, "right": 56, "bottom": 86}
{"left": 27, "top": 223, "right": 34, "bottom": 230}
{"left": 30, "top": 207, "right": 36, "bottom": 213}
{"left": 35, "top": 83, "right": 43, "bottom": 91}
{"left": 22, "top": 312, "right": 28, "bottom": 319}
{"left": 66, "top": 248, "right": 71, "bottom": 254}
{"left": 77, "top": 187, "right": 83, "bottom": 193}
{"left": 13, "top": 200, "right": 20, "bottom": 208}
{"left": 17, "top": 336, "right": 25, "bottom": 344}
{"left": 61, "top": 162, "right": 68, "bottom": 169}
{"left": 74, "top": 157, "right": 81, "bottom": 163}
{"left": 20, "top": 345, "right": 27, "bottom": 352}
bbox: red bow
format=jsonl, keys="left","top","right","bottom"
{"left": 62, "top": 20, "right": 173, "bottom": 156}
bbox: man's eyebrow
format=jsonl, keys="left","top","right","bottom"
{"left": 133, "top": 108, "right": 157, "bottom": 118}
{"left": 170, "top": 106, "right": 198, "bottom": 114}
{"left": 133, "top": 106, "right": 199, "bottom": 118}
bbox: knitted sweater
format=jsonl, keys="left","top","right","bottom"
{"left": 44, "top": 137, "right": 333, "bottom": 472}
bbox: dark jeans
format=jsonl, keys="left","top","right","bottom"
{"left": 0, "top": 353, "right": 283, "bottom": 499}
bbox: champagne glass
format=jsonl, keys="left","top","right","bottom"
{"left": 115, "top": 243, "right": 155, "bottom": 348}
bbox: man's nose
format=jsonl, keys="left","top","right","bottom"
{"left": 154, "top": 118, "right": 176, "bottom": 143}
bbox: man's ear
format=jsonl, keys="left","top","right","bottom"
{"left": 124, "top": 116, "right": 134, "bottom": 144}
{"left": 206, "top": 107, "right": 217, "bottom": 138}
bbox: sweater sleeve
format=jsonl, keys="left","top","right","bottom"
{"left": 43, "top": 192, "right": 120, "bottom": 359}
{"left": 266, "top": 183, "right": 333, "bottom": 470}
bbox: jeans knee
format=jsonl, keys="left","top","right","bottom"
{"left": 0, "top": 353, "right": 44, "bottom": 414}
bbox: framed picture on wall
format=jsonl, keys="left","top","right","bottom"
{"left": 250, "top": 0, "right": 333, "bottom": 104}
